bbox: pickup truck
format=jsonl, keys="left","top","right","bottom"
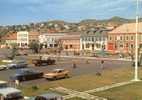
{"left": 32, "top": 58, "right": 55, "bottom": 66}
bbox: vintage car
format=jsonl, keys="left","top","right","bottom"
{"left": 44, "top": 69, "right": 69, "bottom": 80}
{"left": 10, "top": 68, "right": 43, "bottom": 82}
{"left": 0, "top": 65, "right": 7, "bottom": 71}
{"left": 0, "top": 87, "right": 23, "bottom": 100}
{"left": 7, "top": 60, "right": 28, "bottom": 69}
{"left": 32, "top": 58, "right": 55, "bottom": 66}
{"left": 34, "top": 93, "right": 63, "bottom": 100}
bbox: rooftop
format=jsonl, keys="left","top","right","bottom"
{"left": 109, "top": 22, "right": 142, "bottom": 34}
{"left": 0, "top": 87, "right": 21, "bottom": 97}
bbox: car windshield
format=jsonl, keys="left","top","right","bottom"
{"left": 53, "top": 69, "right": 64, "bottom": 73}
{"left": 16, "top": 69, "right": 35, "bottom": 75}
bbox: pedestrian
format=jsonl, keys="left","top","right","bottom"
{"left": 15, "top": 79, "right": 20, "bottom": 87}
{"left": 73, "top": 62, "right": 77, "bottom": 69}
{"left": 101, "top": 60, "right": 104, "bottom": 69}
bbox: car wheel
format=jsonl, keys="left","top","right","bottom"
{"left": 65, "top": 74, "right": 69, "bottom": 78}
{"left": 53, "top": 77, "right": 57, "bottom": 80}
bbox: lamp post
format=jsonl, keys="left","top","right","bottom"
{"left": 133, "top": 0, "right": 140, "bottom": 81}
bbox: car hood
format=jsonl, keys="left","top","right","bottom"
{"left": 44, "top": 73, "right": 56, "bottom": 76}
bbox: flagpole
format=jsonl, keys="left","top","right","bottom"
{"left": 134, "top": 0, "right": 140, "bottom": 81}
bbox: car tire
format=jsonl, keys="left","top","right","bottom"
{"left": 53, "top": 77, "right": 57, "bottom": 80}
{"left": 65, "top": 74, "right": 69, "bottom": 78}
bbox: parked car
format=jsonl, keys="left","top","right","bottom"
{"left": 7, "top": 60, "right": 28, "bottom": 69}
{"left": 0, "top": 65, "right": 7, "bottom": 71}
{"left": 10, "top": 68, "right": 43, "bottom": 82}
{"left": 44, "top": 69, "right": 69, "bottom": 80}
{"left": 0, "top": 87, "right": 23, "bottom": 100}
{"left": 35, "top": 93, "right": 63, "bottom": 100}
{"left": 32, "top": 58, "right": 55, "bottom": 66}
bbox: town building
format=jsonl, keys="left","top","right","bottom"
{"left": 80, "top": 28, "right": 109, "bottom": 53}
{"left": 29, "top": 31, "right": 40, "bottom": 42}
{"left": 17, "top": 31, "right": 29, "bottom": 48}
{"left": 107, "top": 22, "right": 142, "bottom": 54}
{"left": 39, "top": 32, "right": 66, "bottom": 48}
{"left": 1, "top": 32, "right": 17, "bottom": 48}
{"left": 60, "top": 34, "right": 81, "bottom": 53}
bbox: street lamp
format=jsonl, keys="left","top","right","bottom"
{"left": 133, "top": 0, "right": 140, "bottom": 81}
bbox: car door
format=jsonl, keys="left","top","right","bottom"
{"left": 57, "top": 70, "right": 64, "bottom": 78}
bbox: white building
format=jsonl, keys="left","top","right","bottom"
{"left": 80, "top": 28, "right": 109, "bottom": 52}
{"left": 17, "top": 31, "right": 29, "bottom": 48}
{"left": 39, "top": 33, "right": 66, "bottom": 48}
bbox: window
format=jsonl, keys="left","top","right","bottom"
{"left": 131, "top": 36, "right": 134, "bottom": 40}
{"left": 70, "top": 45, "right": 73, "bottom": 48}
{"left": 126, "top": 43, "right": 128, "bottom": 47}
{"left": 126, "top": 36, "right": 129, "bottom": 40}
{"left": 65, "top": 45, "right": 68, "bottom": 49}
{"left": 109, "top": 36, "right": 112, "bottom": 40}
{"left": 92, "top": 37, "right": 94, "bottom": 41}
{"left": 120, "top": 36, "right": 123, "bottom": 40}
{"left": 131, "top": 44, "right": 134, "bottom": 48}
{"left": 86, "top": 44, "right": 90, "bottom": 48}
{"left": 120, "top": 44, "right": 123, "bottom": 48}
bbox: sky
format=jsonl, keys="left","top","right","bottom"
{"left": 0, "top": 0, "right": 142, "bottom": 25}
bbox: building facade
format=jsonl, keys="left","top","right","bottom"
{"left": 80, "top": 28, "right": 109, "bottom": 52}
{"left": 107, "top": 22, "right": 142, "bottom": 54}
{"left": 17, "top": 31, "right": 29, "bottom": 48}
{"left": 39, "top": 33, "right": 66, "bottom": 48}
{"left": 1, "top": 32, "right": 17, "bottom": 48}
{"left": 60, "top": 35, "right": 80, "bottom": 52}
{"left": 29, "top": 31, "right": 40, "bottom": 42}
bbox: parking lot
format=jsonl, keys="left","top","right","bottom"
{"left": 0, "top": 55, "right": 132, "bottom": 86}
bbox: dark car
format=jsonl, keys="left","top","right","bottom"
{"left": 7, "top": 60, "right": 28, "bottom": 69}
{"left": 10, "top": 68, "right": 43, "bottom": 81}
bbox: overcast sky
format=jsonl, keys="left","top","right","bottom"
{"left": 0, "top": 0, "right": 142, "bottom": 25}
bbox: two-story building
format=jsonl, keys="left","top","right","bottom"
{"left": 17, "top": 31, "right": 29, "bottom": 48}
{"left": 1, "top": 32, "right": 17, "bottom": 48}
{"left": 80, "top": 28, "right": 109, "bottom": 53}
{"left": 39, "top": 32, "right": 66, "bottom": 48}
{"left": 107, "top": 22, "right": 142, "bottom": 54}
{"left": 60, "top": 34, "right": 81, "bottom": 53}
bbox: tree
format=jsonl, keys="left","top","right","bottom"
{"left": 8, "top": 43, "right": 18, "bottom": 60}
{"left": 29, "top": 40, "right": 40, "bottom": 53}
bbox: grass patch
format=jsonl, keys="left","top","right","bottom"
{"left": 92, "top": 81, "right": 142, "bottom": 100}
{"left": 19, "top": 66, "right": 137, "bottom": 96}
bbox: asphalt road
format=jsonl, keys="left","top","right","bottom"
{"left": 0, "top": 57, "right": 132, "bottom": 86}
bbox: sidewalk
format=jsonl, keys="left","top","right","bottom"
{"left": 51, "top": 80, "right": 140, "bottom": 100}
{"left": 29, "top": 54, "right": 131, "bottom": 62}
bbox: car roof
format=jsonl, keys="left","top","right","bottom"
{"left": 37, "top": 93, "right": 62, "bottom": 99}
{"left": 53, "top": 69, "right": 64, "bottom": 71}
{"left": 0, "top": 87, "right": 21, "bottom": 97}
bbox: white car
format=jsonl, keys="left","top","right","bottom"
{"left": 0, "top": 65, "right": 7, "bottom": 70}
